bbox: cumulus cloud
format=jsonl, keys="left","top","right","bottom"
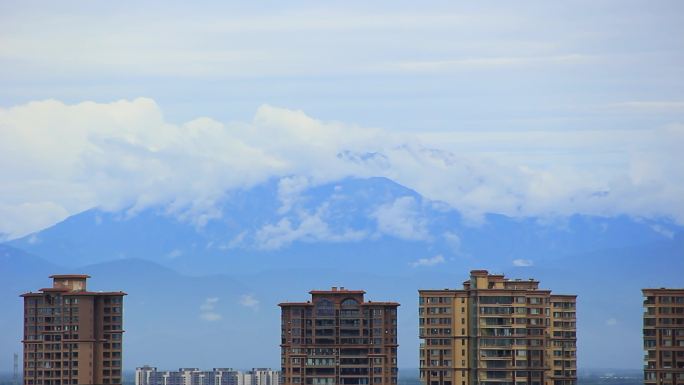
{"left": 650, "top": 224, "right": 675, "bottom": 239}
{"left": 277, "top": 176, "right": 310, "bottom": 215}
{"left": 254, "top": 204, "right": 367, "bottom": 250}
{"left": 1, "top": 98, "right": 683, "bottom": 238}
{"left": 410, "top": 254, "right": 446, "bottom": 268}
{"left": 199, "top": 297, "right": 222, "bottom": 321}
{"left": 443, "top": 231, "right": 461, "bottom": 252}
{"left": 372, "top": 196, "right": 430, "bottom": 241}
{"left": 239, "top": 294, "right": 260, "bottom": 310}
{"left": 512, "top": 259, "right": 534, "bottom": 267}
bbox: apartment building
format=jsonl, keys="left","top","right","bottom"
{"left": 135, "top": 366, "right": 279, "bottom": 385}
{"left": 244, "top": 368, "right": 281, "bottom": 385}
{"left": 643, "top": 288, "right": 684, "bottom": 385}
{"left": 279, "top": 287, "right": 399, "bottom": 385}
{"left": 21, "top": 275, "right": 126, "bottom": 385}
{"left": 419, "top": 270, "right": 576, "bottom": 385}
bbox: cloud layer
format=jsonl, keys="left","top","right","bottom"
{"left": 1, "top": 98, "right": 683, "bottom": 239}
{"left": 239, "top": 294, "right": 260, "bottom": 311}
{"left": 410, "top": 255, "right": 446, "bottom": 268}
{"left": 512, "top": 259, "right": 534, "bottom": 267}
{"left": 199, "top": 297, "right": 222, "bottom": 321}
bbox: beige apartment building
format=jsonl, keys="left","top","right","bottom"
{"left": 279, "top": 287, "right": 399, "bottom": 385}
{"left": 21, "top": 275, "right": 126, "bottom": 385}
{"left": 419, "top": 270, "right": 576, "bottom": 385}
{"left": 643, "top": 288, "right": 684, "bottom": 385}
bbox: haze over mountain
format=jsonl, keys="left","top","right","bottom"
{"left": 2, "top": 177, "right": 682, "bottom": 372}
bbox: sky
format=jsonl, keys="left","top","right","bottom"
{"left": 1, "top": 1, "right": 683, "bottom": 239}
{"left": 1, "top": 0, "right": 684, "bottom": 373}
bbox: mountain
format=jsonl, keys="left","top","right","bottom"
{"left": 6, "top": 177, "right": 682, "bottom": 274}
{"left": 0, "top": 245, "right": 63, "bottom": 363}
{"left": 1, "top": 176, "right": 683, "bottom": 371}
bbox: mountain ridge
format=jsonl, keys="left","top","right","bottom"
{"left": 5, "top": 177, "right": 681, "bottom": 274}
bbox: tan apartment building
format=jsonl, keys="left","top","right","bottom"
{"left": 21, "top": 275, "right": 126, "bottom": 385}
{"left": 419, "top": 270, "right": 576, "bottom": 385}
{"left": 643, "top": 288, "right": 684, "bottom": 385}
{"left": 279, "top": 288, "right": 399, "bottom": 385}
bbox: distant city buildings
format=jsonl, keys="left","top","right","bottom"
{"left": 245, "top": 368, "right": 281, "bottom": 385}
{"left": 21, "top": 275, "right": 126, "bottom": 385}
{"left": 642, "top": 288, "right": 684, "bottom": 385}
{"left": 279, "top": 287, "right": 399, "bottom": 385}
{"left": 135, "top": 366, "right": 280, "bottom": 385}
{"left": 419, "top": 270, "right": 577, "bottom": 385}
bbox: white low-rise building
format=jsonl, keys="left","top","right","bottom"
{"left": 135, "top": 366, "right": 280, "bottom": 385}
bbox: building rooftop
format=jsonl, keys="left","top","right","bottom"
{"left": 21, "top": 290, "right": 127, "bottom": 297}
{"left": 278, "top": 302, "right": 314, "bottom": 307}
{"left": 309, "top": 287, "right": 366, "bottom": 294}
{"left": 642, "top": 288, "right": 684, "bottom": 293}
{"left": 361, "top": 302, "right": 400, "bottom": 306}
{"left": 49, "top": 274, "right": 91, "bottom": 279}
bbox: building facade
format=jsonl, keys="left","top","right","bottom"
{"left": 419, "top": 270, "right": 576, "bottom": 385}
{"left": 279, "top": 287, "right": 399, "bottom": 385}
{"left": 244, "top": 368, "right": 281, "bottom": 385}
{"left": 135, "top": 366, "right": 279, "bottom": 385}
{"left": 643, "top": 288, "right": 684, "bottom": 385}
{"left": 21, "top": 275, "right": 126, "bottom": 385}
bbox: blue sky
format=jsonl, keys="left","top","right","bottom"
{"left": 1, "top": 0, "right": 684, "bottom": 372}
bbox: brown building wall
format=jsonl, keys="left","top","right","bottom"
{"left": 21, "top": 275, "right": 125, "bottom": 385}
{"left": 643, "top": 289, "right": 684, "bottom": 385}
{"left": 280, "top": 288, "right": 399, "bottom": 385}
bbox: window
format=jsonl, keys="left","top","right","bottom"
{"left": 341, "top": 299, "right": 359, "bottom": 307}
{"left": 315, "top": 299, "right": 334, "bottom": 317}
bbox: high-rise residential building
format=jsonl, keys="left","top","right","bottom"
{"left": 419, "top": 270, "right": 576, "bottom": 385}
{"left": 135, "top": 367, "right": 279, "bottom": 385}
{"left": 21, "top": 275, "right": 126, "bottom": 385}
{"left": 279, "top": 287, "right": 399, "bottom": 385}
{"left": 642, "top": 288, "right": 684, "bottom": 385}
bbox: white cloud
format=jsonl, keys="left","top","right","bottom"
{"left": 0, "top": 98, "right": 283, "bottom": 238}
{"left": 199, "top": 297, "right": 222, "bottom": 321}
{"left": 1, "top": 99, "right": 683, "bottom": 239}
{"left": 0, "top": 202, "right": 69, "bottom": 241}
{"left": 605, "top": 318, "right": 617, "bottom": 326}
{"left": 222, "top": 231, "right": 248, "bottom": 250}
{"left": 277, "top": 176, "right": 310, "bottom": 215}
{"left": 410, "top": 254, "right": 446, "bottom": 268}
{"left": 166, "top": 249, "right": 183, "bottom": 259}
{"left": 443, "top": 231, "right": 461, "bottom": 251}
{"left": 200, "top": 312, "right": 222, "bottom": 322}
{"left": 239, "top": 294, "right": 260, "bottom": 310}
{"left": 372, "top": 196, "right": 430, "bottom": 241}
{"left": 650, "top": 224, "right": 675, "bottom": 239}
{"left": 254, "top": 204, "right": 367, "bottom": 250}
{"left": 512, "top": 259, "right": 534, "bottom": 267}
{"left": 199, "top": 297, "right": 219, "bottom": 311}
